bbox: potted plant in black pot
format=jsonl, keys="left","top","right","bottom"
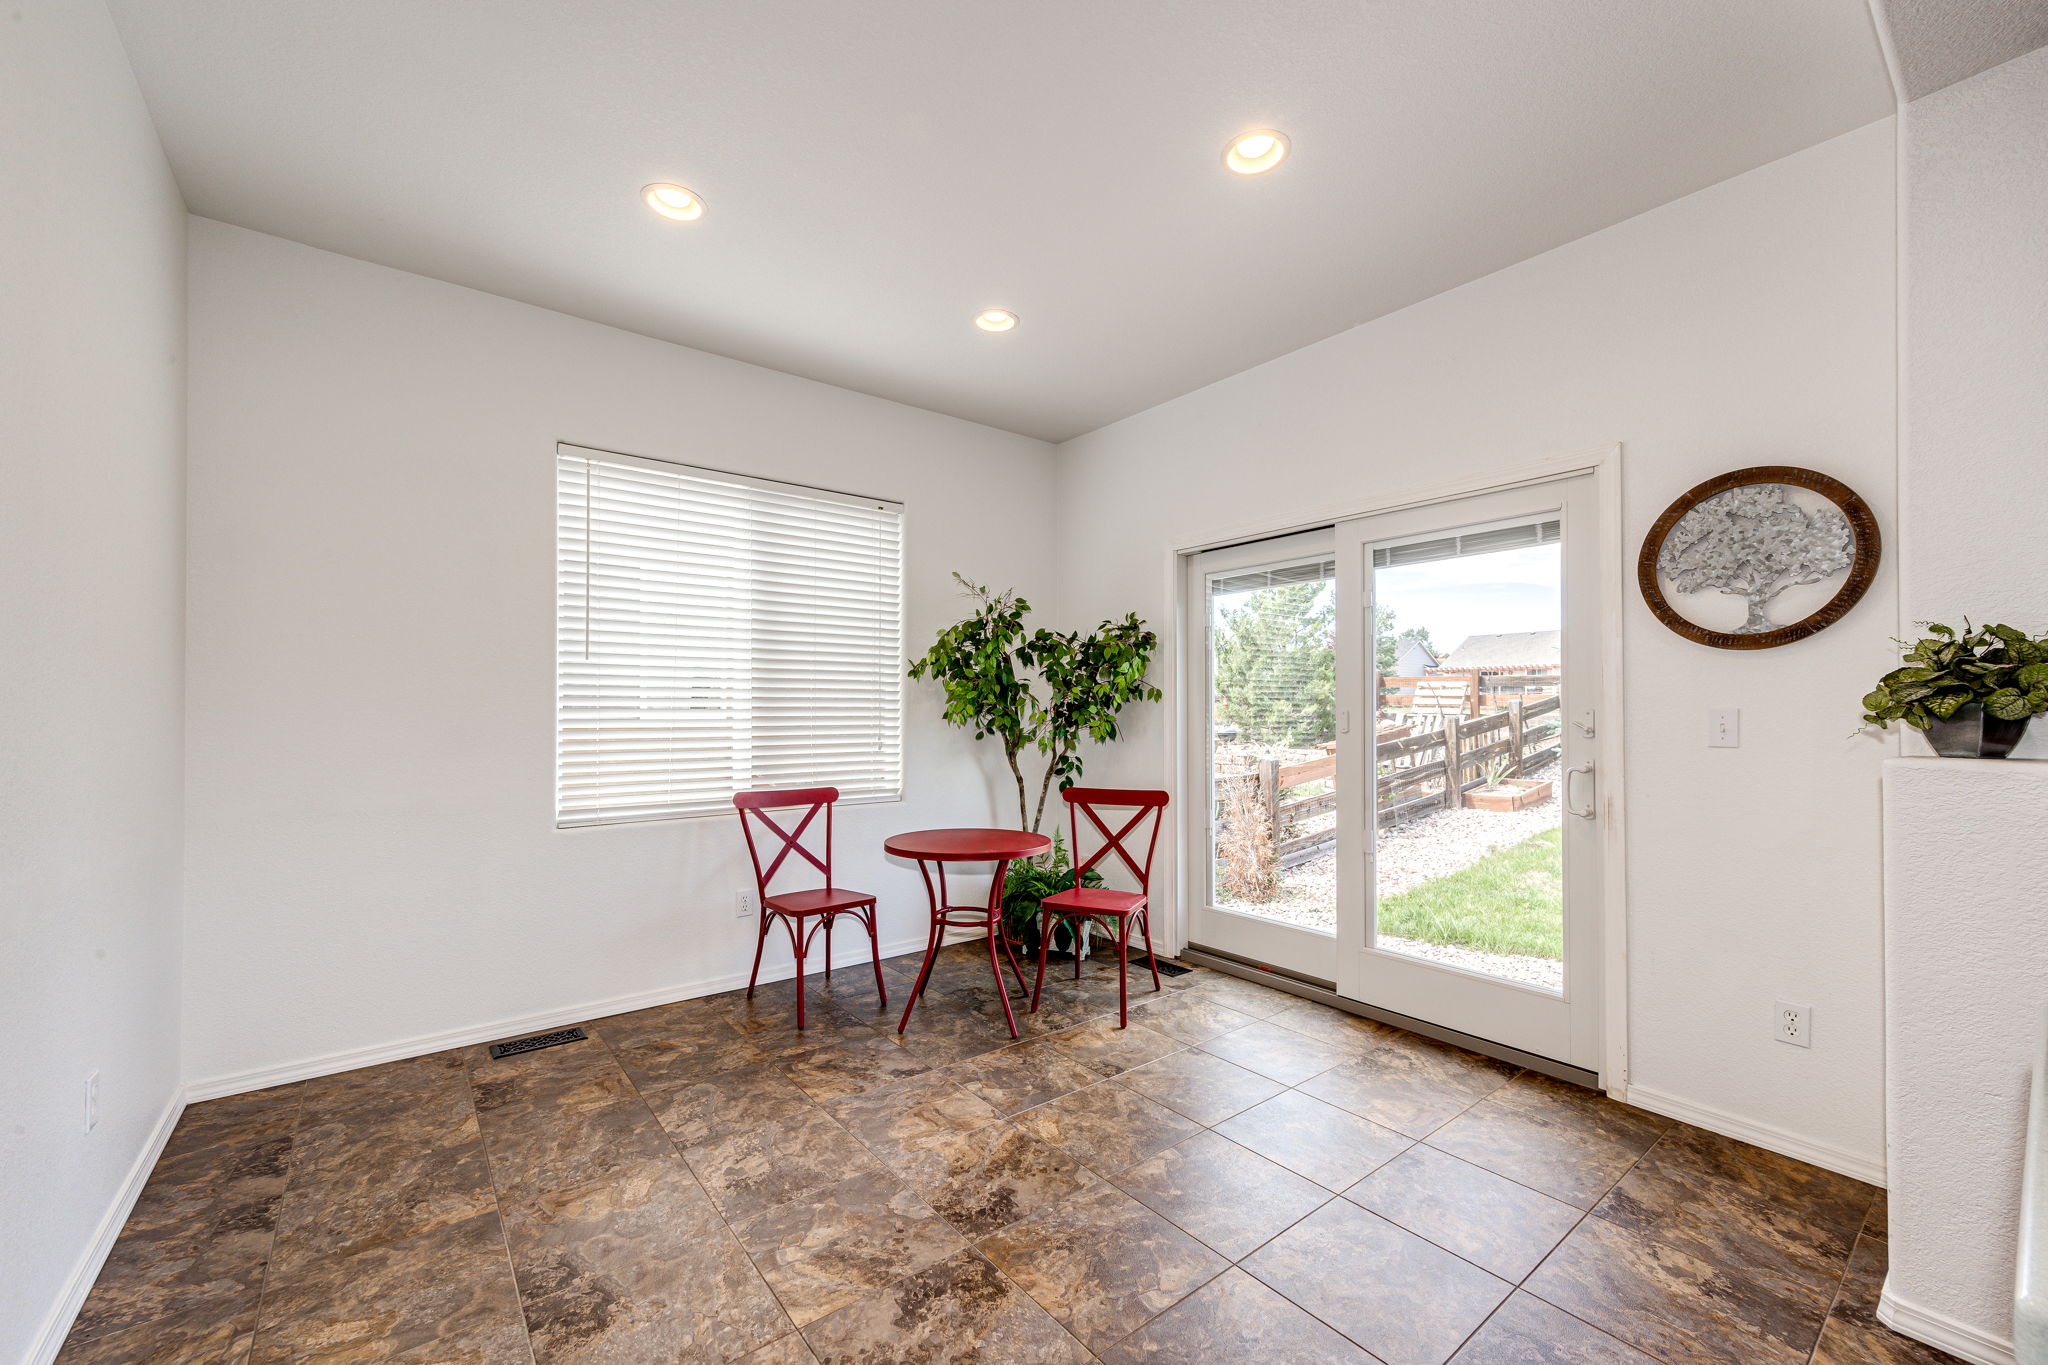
{"left": 1861, "top": 621, "right": 2048, "bottom": 757}
{"left": 908, "top": 574, "right": 1162, "bottom": 956}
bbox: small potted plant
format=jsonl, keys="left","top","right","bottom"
{"left": 1462, "top": 754, "right": 1553, "bottom": 812}
{"left": 1860, "top": 621, "right": 2048, "bottom": 758}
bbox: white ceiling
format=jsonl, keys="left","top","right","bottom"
{"left": 108, "top": 1, "right": 1894, "bottom": 441}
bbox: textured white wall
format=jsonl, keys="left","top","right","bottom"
{"left": 1881, "top": 40, "right": 2048, "bottom": 1363}
{"left": 1053, "top": 122, "right": 1898, "bottom": 1171}
{"left": 1900, "top": 42, "right": 2048, "bottom": 760}
{"left": 183, "top": 219, "right": 1058, "bottom": 1092}
{"left": 1882, "top": 758, "right": 2048, "bottom": 1362}
{"left": 0, "top": 1, "right": 188, "bottom": 1359}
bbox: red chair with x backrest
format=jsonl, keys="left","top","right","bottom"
{"left": 734, "top": 787, "right": 887, "bottom": 1029}
{"left": 1029, "top": 787, "right": 1169, "bottom": 1028}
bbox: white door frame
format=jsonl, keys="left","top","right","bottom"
{"left": 1159, "top": 444, "right": 1631, "bottom": 1095}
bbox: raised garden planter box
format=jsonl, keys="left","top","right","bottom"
{"left": 1462, "top": 778, "right": 1552, "bottom": 813}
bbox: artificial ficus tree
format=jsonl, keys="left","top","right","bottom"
{"left": 908, "top": 574, "right": 1163, "bottom": 836}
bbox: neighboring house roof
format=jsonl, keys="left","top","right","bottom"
{"left": 1393, "top": 638, "right": 1438, "bottom": 670}
{"left": 1442, "top": 630, "right": 1561, "bottom": 669}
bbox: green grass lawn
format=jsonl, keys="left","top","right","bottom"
{"left": 1377, "top": 827, "right": 1562, "bottom": 959}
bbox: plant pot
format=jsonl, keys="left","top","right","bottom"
{"left": 1462, "top": 778, "right": 1553, "bottom": 812}
{"left": 1923, "top": 703, "right": 2030, "bottom": 759}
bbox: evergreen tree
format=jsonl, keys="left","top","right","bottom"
{"left": 1213, "top": 584, "right": 1335, "bottom": 746}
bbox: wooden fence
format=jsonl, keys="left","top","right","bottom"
{"left": 1216, "top": 695, "right": 1562, "bottom": 866}
{"left": 1379, "top": 670, "right": 1560, "bottom": 715}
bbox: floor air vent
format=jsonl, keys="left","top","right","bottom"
{"left": 488, "top": 1026, "right": 588, "bottom": 1059}
{"left": 1133, "top": 955, "right": 1194, "bottom": 977}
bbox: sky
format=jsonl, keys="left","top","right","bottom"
{"left": 1374, "top": 543, "right": 1560, "bottom": 656}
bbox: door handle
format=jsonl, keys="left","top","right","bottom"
{"left": 1565, "top": 763, "right": 1596, "bottom": 819}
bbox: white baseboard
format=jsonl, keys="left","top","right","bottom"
{"left": 1878, "top": 1287, "right": 2016, "bottom": 1365}
{"left": 1623, "top": 1085, "right": 1887, "bottom": 1187}
{"left": 184, "top": 933, "right": 951, "bottom": 1102}
{"left": 28, "top": 1087, "right": 187, "bottom": 1365}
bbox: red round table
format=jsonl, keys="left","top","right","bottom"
{"left": 887, "top": 827, "right": 1052, "bottom": 1039}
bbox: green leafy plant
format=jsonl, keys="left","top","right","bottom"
{"left": 1861, "top": 621, "right": 2048, "bottom": 730}
{"left": 908, "top": 574, "right": 1163, "bottom": 833}
{"left": 909, "top": 574, "right": 1162, "bottom": 951}
{"left": 1483, "top": 754, "right": 1517, "bottom": 789}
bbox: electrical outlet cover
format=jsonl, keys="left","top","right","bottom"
{"left": 1775, "top": 1000, "right": 1812, "bottom": 1048}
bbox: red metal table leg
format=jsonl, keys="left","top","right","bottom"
{"left": 897, "top": 858, "right": 946, "bottom": 1034}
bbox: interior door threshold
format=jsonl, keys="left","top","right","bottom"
{"left": 1181, "top": 944, "right": 1600, "bottom": 1092}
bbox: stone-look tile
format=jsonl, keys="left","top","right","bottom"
{"left": 1426, "top": 1080, "right": 1661, "bottom": 1210}
{"left": 780, "top": 1031, "right": 933, "bottom": 1102}
{"left": 892, "top": 995, "right": 1042, "bottom": 1063}
{"left": 474, "top": 1081, "right": 678, "bottom": 1209}
{"left": 61, "top": 1118, "right": 294, "bottom": 1349}
{"left": 1096, "top": 1268, "right": 1376, "bottom": 1365}
{"left": 1046, "top": 1017, "right": 1184, "bottom": 1077}
{"left": 1113, "top": 1049, "right": 1284, "bottom": 1126}
{"left": 1450, "top": 1291, "right": 1662, "bottom": 1363}
{"left": 737, "top": 1333, "right": 821, "bottom": 1365}
{"left": 823, "top": 1071, "right": 1001, "bottom": 1172}
{"left": 799, "top": 1247, "right": 1091, "bottom": 1364}
{"left": 1593, "top": 1149, "right": 1860, "bottom": 1293}
{"left": 1623, "top": 1125, "right": 1875, "bottom": 1265}
{"left": 1177, "top": 972, "right": 1296, "bottom": 1018}
{"left": 1245, "top": 1199, "right": 1513, "bottom": 1365}
{"left": 1300, "top": 1041, "right": 1517, "bottom": 1137}
{"left": 1009, "top": 1081, "right": 1203, "bottom": 1176}
{"left": 502, "top": 1156, "right": 789, "bottom": 1363}
{"left": 1197, "top": 1019, "right": 1357, "bottom": 1085}
{"left": 603, "top": 1009, "right": 771, "bottom": 1088}
{"left": 728, "top": 998, "right": 890, "bottom": 1060}
{"left": 895, "top": 1120, "right": 1102, "bottom": 1238}
{"left": 271, "top": 1107, "right": 496, "bottom": 1263}
{"left": 1111, "top": 1131, "right": 1331, "bottom": 1261}
{"left": 1525, "top": 1211, "right": 1830, "bottom": 1365}
{"left": 1808, "top": 1232, "right": 1966, "bottom": 1365}
{"left": 251, "top": 1210, "right": 531, "bottom": 1363}
{"left": 736, "top": 1167, "right": 966, "bottom": 1327}
{"left": 683, "top": 1103, "right": 884, "bottom": 1222}
{"left": 1862, "top": 1189, "right": 1889, "bottom": 1240}
{"left": 1347, "top": 1144, "right": 1583, "bottom": 1281}
{"left": 941, "top": 1037, "right": 1103, "bottom": 1117}
{"left": 1124, "top": 991, "right": 1262, "bottom": 1045}
{"left": 56, "top": 1300, "right": 260, "bottom": 1365}
{"left": 1494, "top": 1074, "right": 1670, "bottom": 1154}
{"left": 643, "top": 1066, "right": 821, "bottom": 1148}
{"left": 979, "top": 1181, "right": 1228, "bottom": 1350}
{"left": 1265, "top": 999, "right": 1403, "bottom": 1052}
{"left": 745, "top": 968, "right": 896, "bottom": 1024}
{"left": 1214, "top": 1090, "right": 1410, "bottom": 1191}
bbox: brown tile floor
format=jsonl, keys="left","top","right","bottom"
{"left": 59, "top": 945, "right": 1961, "bottom": 1364}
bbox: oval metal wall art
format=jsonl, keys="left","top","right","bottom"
{"left": 1637, "top": 466, "right": 1880, "bottom": 650}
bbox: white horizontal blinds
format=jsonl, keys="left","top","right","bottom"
{"left": 1372, "top": 519, "right": 1559, "bottom": 568}
{"left": 556, "top": 445, "right": 904, "bottom": 827}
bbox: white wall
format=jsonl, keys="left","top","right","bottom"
{"left": 0, "top": 1, "right": 188, "bottom": 1359}
{"left": 183, "top": 219, "right": 1057, "bottom": 1093}
{"left": 1880, "top": 42, "right": 2048, "bottom": 1364}
{"left": 1053, "top": 121, "right": 1898, "bottom": 1173}
{"left": 1899, "top": 41, "right": 2048, "bottom": 756}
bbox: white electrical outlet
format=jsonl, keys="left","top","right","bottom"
{"left": 735, "top": 890, "right": 757, "bottom": 920}
{"left": 1708, "top": 709, "right": 1740, "bottom": 748}
{"left": 1775, "top": 1001, "right": 1812, "bottom": 1048}
{"left": 84, "top": 1072, "right": 100, "bottom": 1134}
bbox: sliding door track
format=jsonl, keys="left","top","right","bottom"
{"left": 1182, "top": 944, "right": 1599, "bottom": 1091}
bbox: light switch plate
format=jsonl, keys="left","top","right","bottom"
{"left": 1708, "top": 709, "right": 1740, "bottom": 748}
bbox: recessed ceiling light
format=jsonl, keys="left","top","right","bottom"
{"left": 642, "top": 183, "right": 705, "bottom": 221}
{"left": 973, "top": 309, "right": 1019, "bottom": 333}
{"left": 1224, "top": 129, "right": 1289, "bottom": 175}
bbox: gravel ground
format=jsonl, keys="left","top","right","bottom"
{"left": 1224, "top": 762, "right": 1563, "bottom": 990}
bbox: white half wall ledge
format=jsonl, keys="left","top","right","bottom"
{"left": 182, "top": 931, "right": 950, "bottom": 1102}
{"left": 1884, "top": 755, "right": 2048, "bottom": 1363}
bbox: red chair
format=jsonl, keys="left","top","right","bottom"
{"left": 735, "top": 787, "right": 887, "bottom": 1029}
{"left": 1029, "top": 787, "right": 1169, "bottom": 1028}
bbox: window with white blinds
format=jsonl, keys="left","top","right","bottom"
{"left": 556, "top": 444, "right": 904, "bottom": 827}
